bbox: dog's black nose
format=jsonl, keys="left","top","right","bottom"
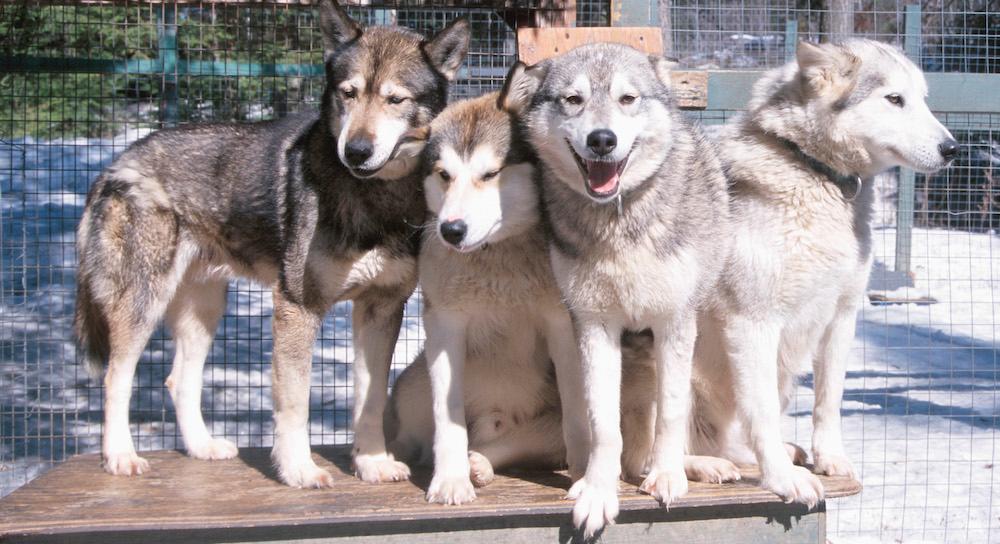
{"left": 345, "top": 139, "right": 374, "bottom": 167}
{"left": 586, "top": 129, "right": 617, "bottom": 157}
{"left": 439, "top": 219, "right": 467, "bottom": 246}
{"left": 939, "top": 139, "right": 960, "bottom": 161}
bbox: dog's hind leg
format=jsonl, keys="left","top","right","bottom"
{"left": 469, "top": 411, "right": 566, "bottom": 487}
{"left": 639, "top": 314, "right": 697, "bottom": 507}
{"left": 728, "top": 316, "right": 824, "bottom": 507}
{"left": 351, "top": 289, "right": 412, "bottom": 484}
{"left": 82, "top": 191, "right": 186, "bottom": 476}
{"left": 102, "top": 315, "right": 161, "bottom": 476}
{"left": 164, "top": 271, "right": 235, "bottom": 461}
{"left": 270, "top": 289, "right": 332, "bottom": 488}
{"left": 620, "top": 363, "right": 656, "bottom": 481}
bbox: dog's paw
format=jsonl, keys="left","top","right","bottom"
{"left": 639, "top": 466, "right": 689, "bottom": 507}
{"left": 468, "top": 451, "right": 495, "bottom": 487}
{"left": 785, "top": 442, "right": 809, "bottom": 466}
{"left": 354, "top": 453, "right": 411, "bottom": 483}
{"left": 103, "top": 451, "right": 150, "bottom": 476}
{"left": 427, "top": 473, "right": 477, "bottom": 505}
{"left": 684, "top": 456, "right": 741, "bottom": 484}
{"left": 567, "top": 476, "right": 619, "bottom": 538}
{"left": 187, "top": 438, "right": 239, "bottom": 461}
{"left": 278, "top": 460, "right": 335, "bottom": 489}
{"left": 813, "top": 451, "right": 856, "bottom": 479}
{"left": 762, "top": 465, "right": 824, "bottom": 508}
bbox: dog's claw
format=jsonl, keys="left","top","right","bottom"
{"left": 468, "top": 451, "right": 495, "bottom": 487}
{"left": 187, "top": 438, "right": 239, "bottom": 461}
{"left": 684, "top": 456, "right": 741, "bottom": 484}
{"left": 354, "top": 453, "right": 411, "bottom": 484}
{"left": 639, "top": 467, "right": 689, "bottom": 507}
{"left": 567, "top": 476, "right": 619, "bottom": 539}
{"left": 275, "top": 456, "right": 335, "bottom": 489}
{"left": 103, "top": 452, "right": 150, "bottom": 476}
{"left": 762, "top": 465, "right": 824, "bottom": 509}
{"left": 427, "top": 473, "right": 477, "bottom": 505}
{"left": 813, "top": 451, "right": 856, "bottom": 479}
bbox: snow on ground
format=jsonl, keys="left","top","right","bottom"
{"left": 1, "top": 134, "right": 998, "bottom": 543}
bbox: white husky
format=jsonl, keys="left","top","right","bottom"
{"left": 385, "top": 92, "right": 581, "bottom": 504}
{"left": 690, "top": 39, "right": 959, "bottom": 506}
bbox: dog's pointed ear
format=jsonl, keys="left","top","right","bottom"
{"left": 796, "top": 41, "right": 860, "bottom": 97}
{"left": 423, "top": 18, "right": 471, "bottom": 81}
{"left": 649, "top": 55, "right": 679, "bottom": 89}
{"left": 499, "top": 61, "right": 547, "bottom": 114}
{"left": 395, "top": 126, "right": 430, "bottom": 161}
{"left": 318, "top": 0, "right": 361, "bottom": 61}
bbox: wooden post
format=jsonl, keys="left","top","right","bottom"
{"left": 895, "top": 4, "right": 922, "bottom": 276}
{"left": 658, "top": 0, "right": 672, "bottom": 57}
{"left": 827, "top": 0, "right": 853, "bottom": 41}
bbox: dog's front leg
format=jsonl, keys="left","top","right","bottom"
{"left": 543, "top": 308, "right": 589, "bottom": 481}
{"left": 811, "top": 301, "right": 859, "bottom": 479}
{"left": 726, "top": 315, "right": 824, "bottom": 506}
{"left": 352, "top": 290, "right": 411, "bottom": 483}
{"left": 270, "top": 289, "right": 331, "bottom": 488}
{"left": 424, "top": 308, "right": 475, "bottom": 504}
{"left": 638, "top": 314, "right": 695, "bottom": 506}
{"left": 566, "top": 315, "right": 623, "bottom": 539}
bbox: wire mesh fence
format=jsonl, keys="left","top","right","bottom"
{"left": 1, "top": 1, "right": 998, "bottom": 543}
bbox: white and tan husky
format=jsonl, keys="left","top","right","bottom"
{"left": 690, "top": 39, "right": 959, "bottom": 506}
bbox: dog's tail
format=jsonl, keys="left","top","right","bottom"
{"left": 74, "top": 205, "right": 111, "bottom": 379}
{"left": 73, "top": 164, "right": 179, "bottom": 379}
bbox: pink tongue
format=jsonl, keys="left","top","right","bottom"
{"left": 586, "top": 160, "right": 619, "bottom": 193}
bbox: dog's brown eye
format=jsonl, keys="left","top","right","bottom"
{"left": 388, "top": 95, "right": 407, "bottom": 105}
{"left": 482, "top": 170, "right": 500, "bottom": 180}
{"left": 342, "top": 88, "right": 357, "bottom": 99}
{"left": 438, "top": 169, "right": 451, "bottom": 182}
{"left": 885, "top": 93, "right": 904, "bottom": 107}
{"left": 620, "top": 94, "right": 637, "bottom": 105}
{"left": 565, "top": 95, "right": 583, "bottom": 106}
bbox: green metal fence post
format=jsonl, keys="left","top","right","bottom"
{"left": 895, "top": 4, "right": 921, "bottom": 275}
{"left": 611, "top": 0, "right": 659, "bottom": 27}
{"left": 159, "top": 6, "right": 179, "bottom": 127}
{"left": 784, "top": 19, "right": 798, "bottom": 62}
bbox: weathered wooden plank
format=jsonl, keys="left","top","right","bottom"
{"left": 670, "top": 70, "right": 707, "bottom": 109}
{"left": 514, "top": 27, "right": 708, "bottom": 109}
{"left": 0, "top": 446, "right": 859, "bottom": 542}
{"left": 517, "top": 26, "right": 663, "bottom": 65}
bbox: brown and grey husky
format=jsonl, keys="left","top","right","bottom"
{"left": 74, "top": 0, "right": 469, "bottom": 488}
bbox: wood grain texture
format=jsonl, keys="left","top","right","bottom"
{"left": 516, "top": 27, "right": 663, "bottom": 65}
{"left": 670, "top": 70, "right": 708, "bottom": 109}
{"left": 0, "top": 446, "right": 859, "bottom": 540}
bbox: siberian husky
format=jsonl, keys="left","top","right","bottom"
{"left": 503, "top": 43, "right": 733, "bottom": 536}
{"left": 690, "top": 39, "right": 959, "bottom": 506}
{"left": 74, "top": 0, "right": 469, "bottom": 487}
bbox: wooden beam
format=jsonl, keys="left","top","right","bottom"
{"left": 517, "top": 26, "right": 663, "bottom": 64}
{"left": 515, "top": 27, "right": 708, "bottom": 109}
{"left": 0, "top": 447, "right": 860, "bottom": 543}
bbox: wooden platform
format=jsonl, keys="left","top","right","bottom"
{"left": 0, "top": 446, "right": 860, "bottom": 543}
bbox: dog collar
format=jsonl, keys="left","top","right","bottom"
{"left": 776, "top": 137, "right": 863, "bottom": 201}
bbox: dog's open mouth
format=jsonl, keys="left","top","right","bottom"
{"left": 568, "top": 141, "right": 628, "bottom": 200}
